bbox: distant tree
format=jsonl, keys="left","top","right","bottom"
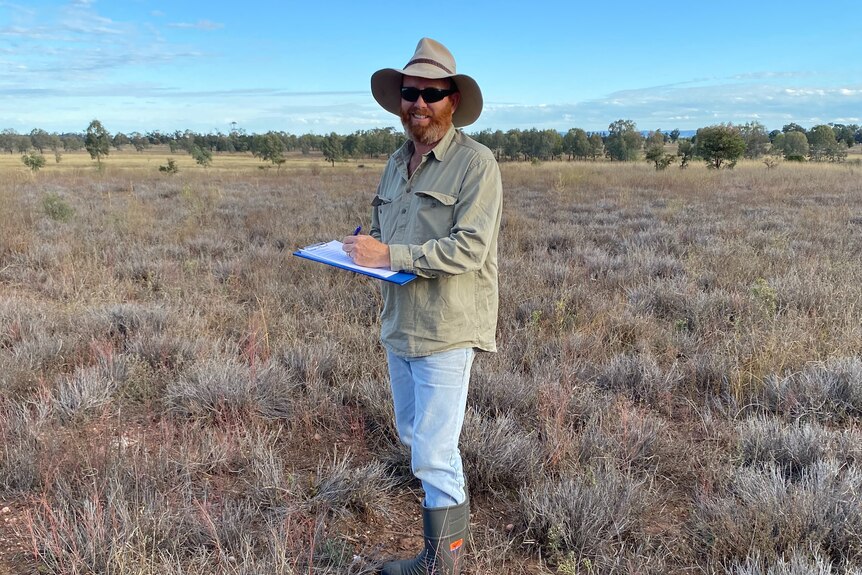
{"left": 22, "top": 152, "right": 47, "bottom": 172}
{"left": 605, "top": 119, "right": 642, "bottom": 161}
{"left": 191, "top": 145, "right": 213, "bottom": 167}
{"left": 587, "top": 133, "right": 604, "bottom": 160}
{"left": 782, "top": 131, "right": 809, "bottom": 161}
{"left": 646, "top": 130, "right": 665, "bottom": 149}
{"left": 564, "top": 128, "right": 590, "bottom": 160}
{"left": 29, "top": 129, "right": 52, "bottom": 153}
{"left": 84, "top": 119, "right": 111, "bottom": 166}
{"left": 677, "top": 139, "right": 694, "bottom": 169}
{"left": 645, "top": 130, "right": 674, "bottom": 170}
{"left": 487, "top": 129, "right": 506, "bottom": 160}
{"left": 782, "top": 122, "right": 807, "bottom": 135}
{"left": 15, "top": 135, "right": 30, "bottom": 154}
{"left": 48, "top": 134, "right": 63, "bottom": 155}
{"left": 695, "top": 124, "right": 745, "bottom": 169}
{"left": 550, "top": 130, "right": 565, "bottom": 160}
{"left": 807, "top": 124, "right": 842, "bottom": 162}
{"left": 645, "top": 145, "right": 676, "bottom": 170}
{"left": 0, "top": 128, "right": 18, "bottom": 154}
{"left": 252, "top": 132, "right": 286, "bottom": 170}
{"left": 504, "top": 129, "right": 522, "bottom": 162}
{"left": 60, "top": 134, "right": 85, "bottom": 152}
{"left": 112, "top": 132, "right": 130, "bottom": 150}
{"left": 739, "top": 121, "right": 771, "bottom": 158}
{"left": 129, "top": 132, "right": 150, "bottom": 152}
{"left": 669, "top": 128, "right": 681, "bottom": 143}
{"left": 342, "top": 132, "right": 365, "bottom": 159}
{"left": 320, "top": 133, "right": 345, "bottom": 167}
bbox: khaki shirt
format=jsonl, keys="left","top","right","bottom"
{"left": 371, "top": 126, "right": 502, "bottom": 357}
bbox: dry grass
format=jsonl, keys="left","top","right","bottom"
{"left": 1, "top": 152, "right": 861, "bottom": 574}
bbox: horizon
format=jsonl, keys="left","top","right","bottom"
{"left": 2, "top": 0, "right": 861, "bottom": 136}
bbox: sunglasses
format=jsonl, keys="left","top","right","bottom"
{"left": 400, "top": 87, "right": 457, "bottom": 103}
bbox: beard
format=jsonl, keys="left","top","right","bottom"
{"left": 400, "top": 99, "right": 455, "bottom": 146}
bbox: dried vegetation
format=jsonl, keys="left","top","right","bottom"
{"left": 1, "top": 153, "right": 861, "bottom": 574}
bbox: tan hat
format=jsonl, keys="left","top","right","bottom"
{"left": 371, "top": 37, "right": 483, "bottom": 128}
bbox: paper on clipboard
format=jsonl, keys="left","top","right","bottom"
{"left": 293, "top": 240, "right": 417, "bottom": 285}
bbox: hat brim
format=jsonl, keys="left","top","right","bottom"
{"left": 371, "top": 67, "right": 483, "bottom": 128}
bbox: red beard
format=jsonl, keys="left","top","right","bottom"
{"left": 400, "top": 99, "right": 455, "bottom": 146}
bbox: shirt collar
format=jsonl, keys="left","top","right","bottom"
{"left": 400, "top": 125, "right": 458, "bottom": 164}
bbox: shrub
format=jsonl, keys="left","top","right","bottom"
{"left": 461, "top": 409, "right": 544, "bottom": 493}
{"left": 596, "top": 352, "right": 678, "bottom": 405}
{"left": 53, "top": 360, "right": 126, "bottom": 421}
{"left": 690, "top": 460, "right": 862, "bottom": 569}
{"left": 41, "top": 192, "right": 74, "bottom": 221}
{"left": 760, "top": 357, "right": 862, "bottom": 422}
{"left": 731, "top": 550, "right": 843, "bottom": 575}
{"left": 307, "top": 454, "right": 397, "bottom": 520}
{"left": 737, "top": 415, "right": 827, "bottom": 479}
{"left": 519, "top": 465, "right": 648, "bottom": 569}
{"left": 22, "top": 152, "right": 47, "bottom": 172}
{"left": 159, "top": 158, "right": 179, "bottom": 174}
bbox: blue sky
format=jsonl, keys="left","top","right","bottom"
{"left": 2, "top": 0, "right": 860, "bottom": 135}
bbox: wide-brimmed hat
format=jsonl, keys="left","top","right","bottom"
{"left": 371, "top": 37, "right": 482, "bottom": 128}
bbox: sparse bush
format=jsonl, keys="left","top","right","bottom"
{"left": 461, "top": 409, "right": 544, "bottom": 493}
{"left": 0, "top": 399, "right": 44, "bottom": 491}
{"left": 164, "top": 358, "right": 298, "bottom": 422}
{"left": 731, "top": 550, "right": 847, "bottom": 575}
{"left": 22, "top": 151, "right": 47, "bottom": 172}
{"left": 690, "top": 460, "right": 862, "bottom": 569}
{"left": 519, "top": 466, "right": 648, "bottom": 569}
{"left": 737, "top": 416, "right": 828, "bottom": 478}
{"left": 159, "top": 158, "right": 179, "bottom": 174}
{"left": 53, "top": 360, "right": 125, "bottom": 421}
{"left": 596, "top": 352, "right": 678, "bottom": 405}
{"left": 41, "top": 192, "right": 74, "bottom": 221}
{"left": 760, "top": 357, "right": 862, "bottom": 422}
{"left": 308, "top": 454, "right": 397, "bottom": 520}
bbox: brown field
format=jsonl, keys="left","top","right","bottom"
{"left": 1, "top": 150, "right": 861, "bottom": 574}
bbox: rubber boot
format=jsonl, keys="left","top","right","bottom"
{"left": 381, "top": 499, "right": 469, "bottom": 575}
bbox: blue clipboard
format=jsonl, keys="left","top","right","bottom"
{"left": 293, "top": 241, "right": 417, "bottom": 285}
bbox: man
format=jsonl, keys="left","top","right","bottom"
{"left": 341, "top": 38, "right": 502, "bottom": 575}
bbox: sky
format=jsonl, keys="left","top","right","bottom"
{"left": 1, "top": 0, "right": 861, "bottom": 136}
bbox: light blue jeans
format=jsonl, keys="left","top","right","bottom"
{"left": 387, "top": 347, "right": 475, "bottom": 508}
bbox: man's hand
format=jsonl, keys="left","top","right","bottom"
{"left": 342, "top": 234, "right": 390, "bottom": 268}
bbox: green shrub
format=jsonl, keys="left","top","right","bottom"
{"left": 22, "top": 152, "right": 47, "bottom": 172}
{"left": 41, "top": 192, "right": 74, "bottom": 222}
{"left": 159, "top": 158, "right": 179, "bottom": 175}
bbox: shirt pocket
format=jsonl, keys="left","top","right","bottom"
{"left": 372, "top": 194, "right": 394, "bottom": 242}
{"left": 412, "top": 190, "right": 457, "bottom": 241}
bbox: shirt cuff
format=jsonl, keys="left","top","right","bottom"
{"left": 388, "top": 244, "right": 413, "bottom": 273}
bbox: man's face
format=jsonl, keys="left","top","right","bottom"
{"left": 399, "top": 75, "right": 460, "bottom": 146}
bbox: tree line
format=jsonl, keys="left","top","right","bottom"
{"left": 6, "top": 118, "right": 861, "bottom": 172}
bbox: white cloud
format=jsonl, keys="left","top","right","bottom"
{"left": 167, "top": 20, "right": 224, "bottom": 31}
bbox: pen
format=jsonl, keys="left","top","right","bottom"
{"left": 353, "top": 226, "right": 362, "bottom": 236}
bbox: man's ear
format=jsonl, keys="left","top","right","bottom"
{"left": 450, "top": 91, "right": 461, "bottom": 112}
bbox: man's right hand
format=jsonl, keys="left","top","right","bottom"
{"left": 342, "top": 235, "right": 391, "bottom": 268}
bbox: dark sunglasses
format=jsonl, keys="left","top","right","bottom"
{"left": 400, "top": 87, "right": 457, "bottom": 103}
